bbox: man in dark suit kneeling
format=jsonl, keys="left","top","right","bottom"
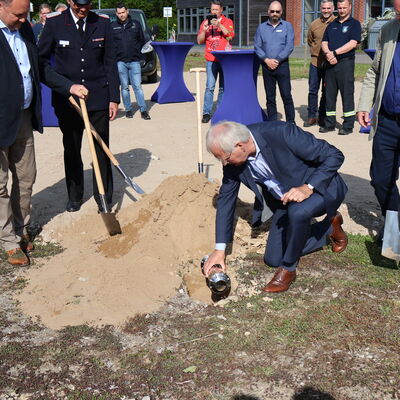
{"left": 203, "top": 120, "right": 348, "bottom": 293}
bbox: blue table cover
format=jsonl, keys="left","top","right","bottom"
{"left": 151, "top": 42, "right": 195, "bottom": 104}
{"left": 210, "top": 49, "right": 267, "bottom": 125}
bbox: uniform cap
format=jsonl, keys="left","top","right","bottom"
{"left": 72, "top": 0, "right": 92, "bottom": 5}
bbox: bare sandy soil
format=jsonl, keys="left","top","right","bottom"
{"left": 17, "top": 74, "right": 383, "bottom": 329}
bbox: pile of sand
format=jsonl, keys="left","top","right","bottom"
{"left": 17, "top": 174, "right": 225, "bottom": 329}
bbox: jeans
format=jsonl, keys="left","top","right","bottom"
{"left": 307, "top": 63, "right": 326, "bottom": 121}
{"left": 117, "top": 61, "right": 147, "bottom": 112}
{"left": 203, "top": 61, "right": 224, "bottom": 115}
{"left": 262, "top": 61, "right": 295, "bottom": 123}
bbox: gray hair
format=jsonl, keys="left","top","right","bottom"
{"left": 55, "top": 3, "right": 67, "bottom": 10}
{"left": 320, "top": 0, "right": 334, "bottom": 5}
{"left": 39, "top": 3, "right": 52, "bottom": 12}
{"left": 206, "top": 121, "right": 251, "bottom": 153}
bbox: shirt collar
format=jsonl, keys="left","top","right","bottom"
{"left": 69, "top": 8, "right": 87, "bottom": 25}
{"left": 334, "top": 15, "right": 352, "bottom": 24}
{"left": 248, "top": 132, "right": 260, "bottom": 161}
{"left": 266, "top": 19, "right": 282, "bottom": 27}
{"left": 0, "top": 18, "right": 14, "bottom": 32}
{"left": 320, "top": 14, "right": 335, "bottom": 24}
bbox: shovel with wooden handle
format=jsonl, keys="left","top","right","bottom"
{"left": 69, "top": 96, "right": 144, "bottom": 194}
{"left": 190, "top": 67, "right": 206, "bottom": 174}
{"left": 79, "top": 98, "right": 122, "bottom": 236}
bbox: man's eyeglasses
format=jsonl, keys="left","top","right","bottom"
{"left": 221, "top": 151, "right": 232, "bottom": 166}
{"left": 221, "top": 145, "right": 239, "bottom": 166}
{"left": 270, "top": 10, "right": 281, "bottom": 14}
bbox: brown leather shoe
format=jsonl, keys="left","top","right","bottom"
{"left": 6, "top": 248, "right": 29, "bottom": 267}
{"left": 330, "top": 212, "right": 348, "bottom": 253}
{"left": 20, "top": 234, "right": 34, "bottom": 255}
{"left": 262, "top": 267, "right": 296, "bottom": 293}
{"left": 303, "top": 117, "right": 317, "bottom": 127}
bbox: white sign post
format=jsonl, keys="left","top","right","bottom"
{"left": 163, "top": 7, "right": 173, "bottom": 41}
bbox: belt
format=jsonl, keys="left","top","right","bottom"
{"left": 380, "top": 108, "right": 400, "bottom": 123}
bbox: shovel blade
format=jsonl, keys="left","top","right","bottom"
{"left": 125, "top": 177, "right": 145, "bottom": 194}
{"left": 101, "top": 212, "right": 122, "bottom": 236}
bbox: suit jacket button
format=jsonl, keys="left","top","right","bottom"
{"left": 82, "top": 79, "right": 85, "bottom": 82}
{"left": 80, "top": 48, "right": 83, "bottom": 51}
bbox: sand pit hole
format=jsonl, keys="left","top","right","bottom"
{"left": 17, "top": 174, "right": 228, "bottom": 328}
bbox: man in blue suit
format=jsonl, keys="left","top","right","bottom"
{"left": 203, "top": 121, "right": 348, "bottom": 293}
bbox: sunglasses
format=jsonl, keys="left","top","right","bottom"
{"left": 270, "top": 10, "right": 281, "bottom": 14}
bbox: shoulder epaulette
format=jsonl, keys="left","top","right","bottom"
{"left": 46, "top": 11, "right": 61, "bottom": 18}
{"left": 98, "top": 13, "right": 110, "bottom": 19}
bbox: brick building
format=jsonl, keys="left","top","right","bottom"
{"left": 176, "top": 0, "right": 393, "bottom": 46}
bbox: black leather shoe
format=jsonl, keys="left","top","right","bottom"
{"left": 125, "top": 110, "right": 133, "bottom": 118}
{"left": 66, "top": 200, "right": 82, "bottom": 212}
{"left": 141, "top": 111, "right": 151, "bottom": 120}
{"left": 319, "top": 126, "right": 335, "bottom": 133}
{"left": 202, "top": 114, "right": 211, "bottom": 123}
{"left": 338, "top": 128, "right": 353, "bottom": 135}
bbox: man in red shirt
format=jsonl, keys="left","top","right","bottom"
{"left": 197, "top": 0, "right": 234, "bottom": 123}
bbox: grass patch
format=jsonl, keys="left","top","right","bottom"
{"left": 183, "top": 53, "right": 371, "bottom": 81}
{"left": 32, "top": 241, "right": 64, "bottom": 258}
{"left": 0, "top": 233, "right": 399, "bottom": 398}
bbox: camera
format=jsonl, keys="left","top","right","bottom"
{"left": 207, "top": 14, "right": 218, "bottom": 24}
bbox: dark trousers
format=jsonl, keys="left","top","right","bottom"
{"left": 263, "top": 191, "right": 332, "bottom": 269}
{"left": 262, "top": 61, "right": 295, "bottom": 123}
{"left": 55, "top": 105, "right": 113, "bottom": 207}
{"left": 370, "top": 111, "right": 400, "bottom": 216}
{"left": 324, "top": 57, "right": 356, "bottom": 130}
{"left": 307, "top": 63, "right": 327, "bottom": 123}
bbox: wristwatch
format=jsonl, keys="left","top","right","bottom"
{"left": 333, "top": 50, "right": 338, "bottom": 58}
{"left": 306, "top": 183, "right": 314, "bottom": 191}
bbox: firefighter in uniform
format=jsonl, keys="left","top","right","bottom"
{"left": 38, "top": 0, "right": 120, "bottom": 212}
{"left": 319, "top": 0, "right": 361, "bottom": 135}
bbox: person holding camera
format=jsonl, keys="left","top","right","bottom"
{"left": 197, "top": 0, "right": 234, "bottom": 123}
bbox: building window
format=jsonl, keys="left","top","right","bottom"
{"left": 368, "top": 0, "right": 392, "bottom": 17}
{"left": 302, "top": 0, "right": 344, "bottom": 44}
{"left": 178, "top": 5, "right": 234, "bottom": 34}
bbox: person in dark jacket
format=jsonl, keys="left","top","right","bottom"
{"left": 111, "top": 3, "right": 150, "bottom": 120}
{"left": 38, "top": 0, "right": 120, "bottom": 213}
{"left": 32, "top": 3, "right": 51, "bottom": 43}
{"left": 203, "top": 121, "right": 348, "bottom": 293}
{"left": 0, "top": 0, "right": 43, "bottom": 266}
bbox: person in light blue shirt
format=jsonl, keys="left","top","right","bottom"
{"left": 0, "top": 0, "right": 43, "bottom": 267}
{"left": 254, "top": 1, "right": 295, "bottom": 123}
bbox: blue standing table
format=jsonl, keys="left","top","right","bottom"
{"left": 41, "top": 55, "right": 59, "bottom": 127}
{"left": 151, "top": 42, "right": 195, "bottom": 104}
{"left": 41, "top": 83, "right": 59, "bottom": 127}
{"left": 210, "top": 49, "right": 267, "bottom": 125}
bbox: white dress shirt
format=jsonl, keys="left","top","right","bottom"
{"left": 70, "top": 8, "right": 87, "bottom": 31}
{"left": 215, "top": 133, "right": 285, "bottom": 251}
